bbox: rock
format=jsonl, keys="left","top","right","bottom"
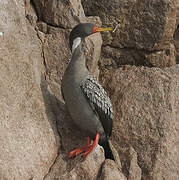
{"left": 174, "top": 27, "right": 179, "bottom": 64}
{"left": 85, "top": 33, "right": 102, "bottom": 78}
{"left": 175, "top": 1, "right": 179, "bottom": 64}
{"left": 101, "top": 43, "right": 176, "bottom": 69}
{"left": 176, "top": 0, "right": 179, "bottom": 25}
{"left": 82, "top": 0, "right": 177, "bottom": 50}
{"left": 32, "top": 0, "right": 86, "bottom": 28}
{"left": 82, "top": 0, "right": 178, "bottom": 67}
{"left": 25, "top": 0, "right": 37, "bottom": 26}
{"left": 100, "top": 159, "right": 127, "bottom": 180}
{"left": 37, "top": 25, "right": 71, "bottom": 102}
{"left": 44, "top": 145, "right": 105, "bottom": 180}
{"left": 66, "top": 146, "right": 104, "bottom": 180}
{"left": 100, "top": 65, "right": 179, "bottom": 179}
{"left": 0, "top": 0, "right": 59, "bottom": 179}
{"left": 128, "top": 147, "right": 142, "bottom": 180}
{"left": 32, "top": 0, "right": 101, "bottom": 29}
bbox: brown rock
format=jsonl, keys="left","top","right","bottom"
{"left": 100, "top": 159, "right": 127, "bottom": 180}
{"left": 100, "top": 65, "right": 179, "bottom": 179}
{"left": 176, "top": 0, "right": 179, "bottom": 25}
{"left": 175, "top": 1, "right": 179, "bottom": 64}
{"left": 82, "top": 0, "right": 178, "bottom": 67}
{"left": 37, "top": 25, "right": 71, "bottom": 101}
{"left": 143, "top": 43, "right": 176, "bottom": 67}
{"left": 101, "top": 44, "right": 176, "bottom": 69}
{"left": 128, "top": 147, "right": 142, "bottom": 180}
{"left": 66, "top": 146, "right": 105, "bottom": 180}
{"left": 174, "top": 27, "right": 179, "bottom": 64}
{"left": 32, "top": 0, "right": 101, "bottom": 29}
{"left": 85, "top": 33, "right": 102, "bottom": 78}
{"left": 32, "top": 0, "right": 86, "bottom": 28}
{"left": 0, "top": 0, "right": 59, "bottom": 179}
{"left": 25, "top": 0, "right": 37, "bottom": 26}
{"left": 44, "top": 145, "right": 105, "bottom": 180}
{"left": 82, "top": 0, "right": 177, "bottom": 50}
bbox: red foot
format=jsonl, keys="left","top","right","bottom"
{"left": 83, "top": 133, "right": 100, "bottom": 159}
{"left": 69, "top": 136, "right": 92, "bottom": 158}
{"left": 69, "top": 133, "right": 100, "bottom": 159}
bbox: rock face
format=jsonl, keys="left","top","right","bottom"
{"left": 32, "top": 0, "right": 86, "bottom": 28}
{"left": 100, "top": 65, "right": 179, "bottom": 180}
{"left": 1, "top": 0, "right": 179, "bottom": 179}
{"left": 100, "top": 160, "right": 127, "bottom": 180}
{"left": 0, "top": 0, "right": 59, "bottom": 179}
{"left": 174, "top": 1, "right": 179, "bottom": 64}
{"left": 128, "top": 147, "right": 142, "bottom": 180}
{"left": 176, "top": 0, "right": 179, "bottom": 25}
{"left": 44, "top": 145, "right": 105, "bottom": 180}
{"left": 82, "top": 0, "right": 178, "bottom": 68}
{"left": 174, "top": 26, "right": 179, "bottom": 64}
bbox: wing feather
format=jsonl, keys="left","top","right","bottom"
{"left": 80, "top": 75, "right": 113, "bottom": 137}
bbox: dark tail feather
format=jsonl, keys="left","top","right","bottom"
{"left": 101, "top": 140, "right": 114, "bottom": 160}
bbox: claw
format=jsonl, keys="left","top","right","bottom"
{"left": 69, "top": 146, "right": 89, "bottom": 158}
{"left": 83, "top": 133, "right": 100, "bottom": 159}
{"left": 69, "top": 136, "right": 92, "bottom": 158}
{"left": 69, "top": 133, "right": 100, "bottom": 159}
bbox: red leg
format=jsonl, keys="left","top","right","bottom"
{"left": 83, "top": 133, "right": 100, "bottom": 159}
{"left": 86, "top": 136, "right": 91, "bottom": 146}
{"left": 69, "top": 133, "right": 100, "bottom": 159}
{"left": 69, "top": 136, "right": 92, "bottom": 158}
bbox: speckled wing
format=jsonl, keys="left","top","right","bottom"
{"left": 80, "top": 75, "right": 113, "bottom": 138}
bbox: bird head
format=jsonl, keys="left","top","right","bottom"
{"left": 69, "top": 23, "right": 113, "bottom": 50}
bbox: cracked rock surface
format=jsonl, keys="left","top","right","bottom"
{"left": 82, "top": 0, "right": 178, "bottom": 68}
{"left": 100, "top": 65, "right": 179, "bottom": 180}
{"left": 0, "top": 0, "right": 59, "bottom": 179}
{"left": 0, "top": 0, "right": 179, "bottom": 179}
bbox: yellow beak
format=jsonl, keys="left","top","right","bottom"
{"left": 96, "top": 27, "right": 113, "bottom": 32}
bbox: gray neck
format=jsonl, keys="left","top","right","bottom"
{"left": 68, "top": 40, "right": 88, "bottom": 73}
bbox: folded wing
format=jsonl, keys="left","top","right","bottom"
{"left": 80, "top": 75, "right": 113, "bottom": 138}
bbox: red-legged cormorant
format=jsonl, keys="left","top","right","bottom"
{"left": 61, "top": 23, "right": 114, "bottom": 160}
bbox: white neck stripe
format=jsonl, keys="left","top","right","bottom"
{"left": 72, "top": 37, "right": 81, "bottom": 53}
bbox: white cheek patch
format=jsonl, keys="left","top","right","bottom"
{"left": 72, "top": 37, "right": 81, "bottom": 53}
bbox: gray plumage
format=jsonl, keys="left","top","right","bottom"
{"left": 61, "top": 40, "right": 113, "bottom": 143}
{"left": 61, "top": 23, "right": 114, "bottom": 159}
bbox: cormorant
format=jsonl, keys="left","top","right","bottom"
{"left": 61, "top": 23, "right": 114, "bottom": 160}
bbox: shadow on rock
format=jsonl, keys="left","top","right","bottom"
{"left": 40, "top": 75, "right": 86, "bottom": 161}
{"left": 40, "top": 76, "right": 64, "bottom": 148}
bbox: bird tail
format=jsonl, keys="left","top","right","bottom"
{"left": 101, "top": 140, "right": 114, "bottom": 160}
